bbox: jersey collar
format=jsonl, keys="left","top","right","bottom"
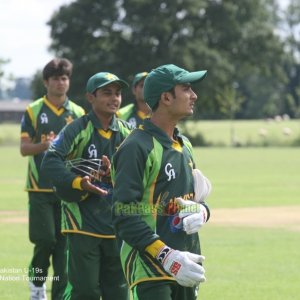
{"left": 89, "top": 110, "right": 120, "bottom": 131}
{"left": 143, "top": 119, "right": 184, "bottom": 148}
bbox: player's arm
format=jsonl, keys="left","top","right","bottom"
{"left": 20, "top": 133, "right": 55, "bottom": 156}
{"left": 20, "top": 109, "right": 55, "bottom": 156}
{"left": 111, "top": 140, "right": 160, "bottom": 250}
{"left": 42, "top": 122, "right": 109, "bottom": 201}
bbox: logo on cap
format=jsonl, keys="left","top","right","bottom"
{"left": 105, "top": 73, "right": 118, "bottom": 81}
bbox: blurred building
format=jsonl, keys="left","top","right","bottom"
{"left": 0, "top": 100, "right": 30, "bottom": 123}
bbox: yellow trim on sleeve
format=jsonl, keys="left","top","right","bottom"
{"left": 62, "top": 230, "right": 116, "bottom": 239}
{"left": 130, "top": 277, "right": 175, "bottom": 290}
{"left": 72, "top": 176, "right": 83, "bottom": 190}
{"left": 27, "top": 107, "right": 35, "bottom": 127}
{"left": 21, "top": 132, "right": 30, "bottom": 138}
{"left": 145, "top": 240, "right": 166, "bottom": 258}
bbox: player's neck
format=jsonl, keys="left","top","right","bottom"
{"left": 151, "top": 111, "right": 177, "bottom": 139}
{"left": 93, "top": 111, "right": 113, "bottom": 130}
{"left": 136, "top": 100, "right": 151, "bottom": 115}
{"left": 46, "top": 94, "right": 66, "bottom": 108}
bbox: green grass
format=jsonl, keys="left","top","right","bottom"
{"left": 0, "top": 145, "right": 300, "bottom": 299}
{"left": 199, "top": 226, "right": 300, "bottom": 300}
{"left": 0, "top": 223, "right": 32, "bottom": 300}
{"left": 179, "top": 119, "right": 300, "bottom": 147}
{"left": 194, "top": 147, "right": 300, "bottom": 208}
{"left": 0, "top": 124, "right": 20, "bottom": 146}
{"left": 0, "top": 146, "right": 28, "bottom": 211}
{"left": 2, "top": 120, "right": 300, "bottom": 147}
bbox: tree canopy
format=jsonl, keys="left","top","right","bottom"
{"left": 44, "top": 0, "right": 300, "bottom": 119}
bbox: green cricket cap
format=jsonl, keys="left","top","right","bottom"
{"left": 143, "top": 64, "right": 207, "bottom": 109}
{"left": 86, "top": 72, "right": 129, "bottom": 93}
{"left": 132, "top": 72, "right": 148, "bottom": 87}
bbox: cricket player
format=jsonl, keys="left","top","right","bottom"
{"left": 41, "top": 72, "right": 132, "bottom": 300}
{"left": 111, "top": 64, "right": 212, "bottom": 300}
{"left": 117, "top": 72, "right": 151, "bottom": 127}
{"left": 20, "top": 58, "right": 85, "bottom": 300}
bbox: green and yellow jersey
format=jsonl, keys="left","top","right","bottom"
{"left": 41, "top": 111, "right": 132, "bottom": 238}
{"left": 20, "top": 96, "right": 85, "bottom": 192}
{"left": 111, "top": 119, "right": 209, "bottom": 288}
{"left": 117, "top": 103, "right": 150, "bottom": 128}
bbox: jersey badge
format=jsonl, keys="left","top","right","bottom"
{"left": 165, "top": 163, "right": 176, "bottom": 181}
{"left": 88, "top": 144, "right": 97, "bottom": 158}
{"left": 40, "top": 113, "right": 48, "bottom": 124}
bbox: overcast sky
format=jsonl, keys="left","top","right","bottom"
{"left": 0, "top": 0, "right": 73, "bottom": 79}
{"left": 0, "top": 0, "right": 290, "bottom": 80}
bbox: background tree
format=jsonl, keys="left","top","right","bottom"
{"left": 0, "top": 58, "right": 11, "bottom": 99}
{"left": 281, "top": 0, "right": 300, "bottom": 118}
{"left": 30, "top": 70, "right": 45, "bottom": 101}
{"left": 47, "top": 0, "right": 291, "bottom": 119}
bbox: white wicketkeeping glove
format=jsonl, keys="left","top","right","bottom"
{"left": 176, "top": 197, "right": 208, "bottom": 234}
{"left": 193, "top": 169, "right": 212, "bottom": 203}
{"left": 156, "top": 245, "right": 206, "bottom": 287}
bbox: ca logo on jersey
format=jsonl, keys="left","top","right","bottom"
{"left": 40, "top": 113, "right": 48, "bottom": 124}
{"left": 165, "top": 163, "right": 176, "bottom": 181}
{"left": 88, "top": 144, "right": 97, "bottom": 158}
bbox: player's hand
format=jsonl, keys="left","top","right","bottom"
{"left": 47, "top": 131, "right": 56, "bottom": 142}
{"left": 100, "top": 155, "right": 111, "bottom": 177}
{"left": 193, "top": 169, "right": 212, "bottom": 203}
{"left": 80, "top": 176, "right": 108, "bottom": 196}
{"left": 176, "top": 198, "right": 207, "bottom": 234}
{"left": 156, "top": 245, "right": 206, "bottom": 287}
{"left": 42, "top": 131, "right": 56, "bottom": 150}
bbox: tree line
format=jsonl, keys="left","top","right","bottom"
{"left": 27, "top": 0, "right": 300, "bottom": 120}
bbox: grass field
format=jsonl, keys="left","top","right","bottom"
{"left": 0, "top": 129, "right": 300, "bottom": 299}
{"left": 2, "top": 120, "right": 300, "bottom": 147}
{"left": 180, "top": 119, "right": 300, "bottom": 147}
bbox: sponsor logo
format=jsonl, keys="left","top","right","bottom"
{"left": 170, "top": 261, "right": 181, "bottom": 275}
{"left": 157, "top": 247, "right": 171, "bottom": 264}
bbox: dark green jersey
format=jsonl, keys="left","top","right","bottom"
{"left": 20, "top": 96, "right": 85, "bottom": 192}
{"left": 111, "top": 119, "right": 207, "bottom": 287}
{"left": 117, "top": 103, "right": 149, "bottom": 128}
{"left": 41, "top": 111, "right": 132, "bottom": 238}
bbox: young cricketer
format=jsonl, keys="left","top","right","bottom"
{"left": 20, "top": 58, "right": 85, "bottom": 300}
{"left": 41, "top": 72, "right": 132, "bottom": 300}
{"left": 117, "top": 72, "right": 151, "bottom": 127}
{"left": 111, "top": 64, "right": 212, "bottom": 300}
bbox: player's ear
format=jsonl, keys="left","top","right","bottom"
{"left": 161, "top": 92, "right": 172, "bottom": 106}
{"left": 43, "top": 79, "right": 48, "bottom": 89}
{"left": 86, "top": 92, "right": 94, "bottom": 104}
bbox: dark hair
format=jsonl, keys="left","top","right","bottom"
{"left": 42, "top": 58, "right": 73, "bottom": 80}
{"left": 152, "top": 87, "right": 176, "bottom": 112}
